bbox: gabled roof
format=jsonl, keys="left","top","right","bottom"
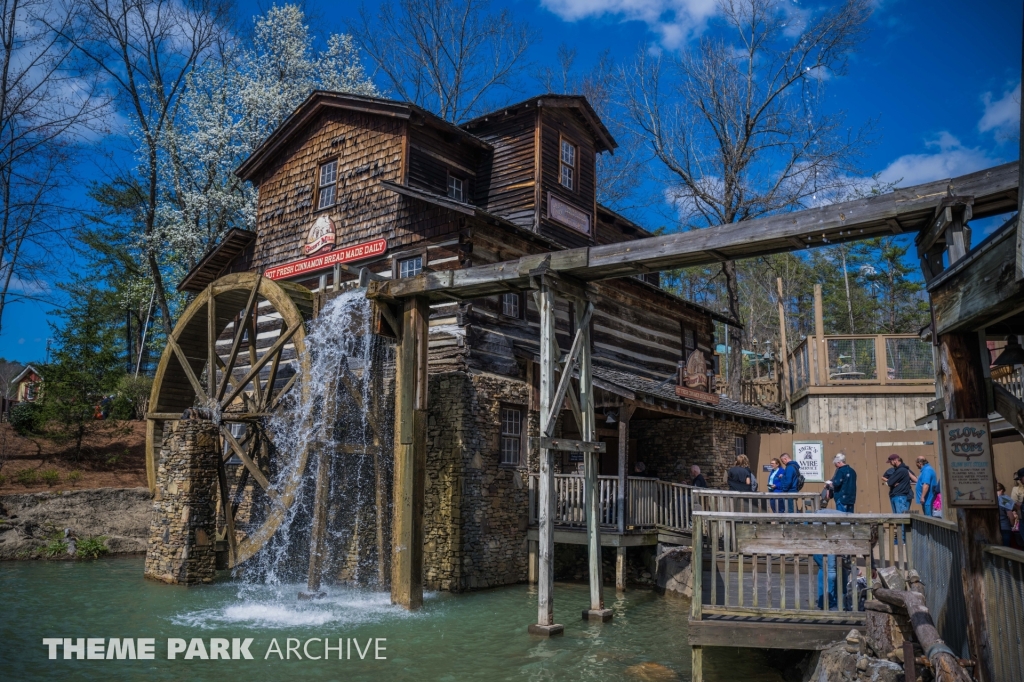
{"left": 461, "top": 94, "right": 617, "bottom": 153}
{"left": 11, "top": 364, "right": 41, "bottom": 385}
{"left": 235, "top": 91, "right": 491, "bottom": 182}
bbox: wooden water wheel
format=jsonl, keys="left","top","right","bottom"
{"left": 145, "top": 271, "right": 314, "bottom": 568}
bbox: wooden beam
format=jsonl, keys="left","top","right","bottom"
{"left": 618, "top": 402, "right": 636, "bottom": 534}
{"left": 776, "top": 278, "right": 791, "bottom": 421}
{"left": 391, "top": 296, "right": 429, "bottom": 610}
{"left": 530, "top": 437, "right": 606, "bottom": 453}
{"left": 938, "top": 332, "right": 999, "bottom": 682}
{"left": 814, "top": 285, "right": 827, "bottom": 386}
{"left": 368, "top": 163, "right": 1017, "bottom": 302}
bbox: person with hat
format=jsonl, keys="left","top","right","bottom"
{"left": 882, "top": 454, "right": 915, "bottom": 515}
{"left": 914, "top": 456, "right": 939, "bottom": 516}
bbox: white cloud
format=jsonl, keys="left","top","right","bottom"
{"left": 978, "top": 82, "right": 1020, "bottom": 141}
{"left": 540, "top": 0, "right": 719, "bottom": 48}
{"left": 876, "top": 132, "right": 999, "bottom": 187}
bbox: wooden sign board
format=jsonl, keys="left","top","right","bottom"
{"left": 674, "top": 385, "right": 720, "bottom": 405}
{"left": 793, "top": 440, "right": 825, "bottom": 482}
{"left": 939, "top": 418, "right": 997, "bottom": 508}
{"left": 264, "top": 238, "right": 387, "bottom": 280}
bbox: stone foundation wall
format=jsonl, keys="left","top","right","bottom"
{"left": 424, "top": 371, "right": 534, "bottom": 591}
{"left": 633, "top": 417, "right": 755, "bottom": 488}
{"left": 144, "top": 420, "right": 219, "bottom": 585}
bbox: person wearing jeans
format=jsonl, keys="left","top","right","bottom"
{"left": 882, "top": 454, "right": 914, "bottom": 514}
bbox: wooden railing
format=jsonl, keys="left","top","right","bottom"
{"left": 528, "top": 476, "right": 829, "bottom": 536}
{"left": 694, "top": 489, "right": 820, "bottom": 514}
{"left": 787, "top": 333, "right": 934, "bottom": 394}
{"left": 992, "top": 363, "right": 1023, "bottom": 400}
{"left": 692, "top": 512, "right": 914, "bottom": 626}
{"left": 983, "top": 544, "right": 1024, "bottom": 680}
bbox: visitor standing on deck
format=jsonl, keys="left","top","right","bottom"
{"left": 690, "top": 465, "right": 707, "bottom": 488}
{"left": 727, "top": 455, "right": 752, "bottom": 492}
{"left": 914, "top": 456, "right": 939, "bottom": 516}
{"left": 882, "top": 454, "right": 914, "bottom": 514}
{"left": 767, "top": 458, "right": 783, "bottom": 512}
{"left": 827, "top": 453, "right": 857, "bottom": 513}
{"left": 997, "top": 483, "right": 1014, "bottom": 547}
{"left": 777, "top": 453, "right": 801, "bottom": 512}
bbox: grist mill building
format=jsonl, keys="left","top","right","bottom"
{"left": 180, "top": 91, "right": 789, "bottom": 591}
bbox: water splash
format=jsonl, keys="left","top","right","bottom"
{"left": 236, "top": 289, "right": 393, "bottom": 597}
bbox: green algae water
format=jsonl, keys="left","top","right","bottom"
{"left": 1, "top": 557, "right": 785, "bottom": 681}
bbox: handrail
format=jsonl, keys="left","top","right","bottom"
{"left": 983, "top": 542, "right": 1024, "bottom": 679}
{"left": 691, "top": 512, "right": 914, "bottom": 626}
{"left": 984, "top": 544, "right": 1024, "bottom": 563}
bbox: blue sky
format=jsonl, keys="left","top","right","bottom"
{"left": 1, "top": 0, "right": 1020, "bottom": 364}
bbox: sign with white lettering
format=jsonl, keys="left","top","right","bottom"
{"left": 548, "top": 195, "right": 591, "bottom": 235}
{"left": 304, "top": 215, "right": 336, "bottom": 255}
{"left": 264, "top": 238, "right": 387, "bottom": 281}
{"left": 939, "top": 418, "right": 996, "bottom": 507}
{"left": 793, "top": 440, "right": 824, "bottom": 482}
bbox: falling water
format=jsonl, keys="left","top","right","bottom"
{"left": 236, "top": 289, "right": 394, "bottom": 596}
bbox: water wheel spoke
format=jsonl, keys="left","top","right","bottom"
{"left": 217, "top": 275, "right": 262, "bottom": 403}
{"left": 221, "top": 425, "right": 270, "bottom": 490}
{"left": 260, "top": 319, "right": 287, "bottom": 412}
{"left": 167, "top": 335, "right": 211, "bottom": 405}
{"left": 247, "top": 312, "right": 265, "bottom": 407}
{"left": 230, "top": 465, "right": 250, "bottom": 519}
{"left": 217, "top": 458, "right": 238, "bottom": 565}
{"left": 207, "top": 285, "right": 218, "bottom": 398}
{"left": 268, "top": 373, "right": 299, "bottom": 413}
{"left": 221, "top": 324, "right": 299, "bottom": 411}
{"left": 338, "top": 365, "right": 380, "bottom": 436}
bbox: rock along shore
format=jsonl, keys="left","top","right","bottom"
{"left": 0, "top": 487, "right": 154, "bottom": 559}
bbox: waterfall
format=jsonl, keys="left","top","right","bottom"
{"left": 237, "top": 289, "right": 393, "bottom": 593}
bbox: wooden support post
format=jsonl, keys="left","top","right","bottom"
{"left": 528, "top": 540, "right": 538, "bottom": 584}
{"left": 391, "top": 296, "right": 429, "bottom": 610}
{"left": 776, "top": 278, "right": 791, "bottom": 420}
{"left": 618, "top": 402, "right": 635, "bottom": 534}
{"left": 691, "top": 646, "right": 703, "bottom": 682}
{"left": 938, "top": 332, "right": 999, "bottom": 682}
{"left": 578, "top": 299, "right": 611, "bottom": 622}
{"left": 302, "top": 450, "right": 331, "bottom": 597}
{"left": 529, "top": 279, "right": 563, "bottom": 636}
{"left": 616, "top": 546, "right": 626, "bottom": 592}
{"left": 813, "top": 284, "right": 827, "bottom": 385}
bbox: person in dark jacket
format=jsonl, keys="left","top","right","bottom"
{"left": 777, "top": 453, "right": 801, "bottom": 512}
{"left": 690, "top": 465, "right": 707, "bottom": 488}
{"left": 726, "top": 455, "right": 752, "bottom": 492}
{"left": 882, "top": 454, "right": 914, "bottom": 514}
{"left": 827, "top": 452, "right": 857, "bottom": 513}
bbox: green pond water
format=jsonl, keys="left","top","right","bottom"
{"left": 1, "top": 557, "right": 786, "bottom": 681}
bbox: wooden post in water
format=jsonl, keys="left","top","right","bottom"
{"left": 528, "top": 279, "right": 563, "bottom": 636}
{"left": 391, "top": 296, "right": 429, "bottom": 610}
{"left": 937, "top": 331, "right": 999, "bottom": 682}
{"left": 579, "top": 299, "right": 611, "bottom": 622}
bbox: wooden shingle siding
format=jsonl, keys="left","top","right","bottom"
{"left": 465, "top": 108, "right": 538, "bottom": 228}
{"left": 251, "top": 109, "right": 406, "bottom": 272}
{"left": 408, "top": 123, "right": 479, "bottom": 201}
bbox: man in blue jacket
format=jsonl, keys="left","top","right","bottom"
{"left": 778, "top": 453, "right": 801, "bottom": 512}
{"left": 827, "top": 452, "right": 857, "bottom": 513}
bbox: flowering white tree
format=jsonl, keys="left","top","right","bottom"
{"left": 144, "top": 4, "right": 379, "bottom": 309}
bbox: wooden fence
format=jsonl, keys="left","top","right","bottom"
{"left": 692, "top": 512, "right": 914, "bottom": 626}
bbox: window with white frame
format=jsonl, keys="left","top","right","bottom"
{"left": 500, "top": 406, "right": 522, "bottom": 465}
{"left": 734, "top": 436, "right": 745, "bottom": 457}
{"left": 447, "top": 174, "right": 464, "bottom": 202}
{"left": 560, "top": 139, "right": 576, "bottom": 190}
{"left": 501, "top": 292, "right": 521, "bottom": 319}
{"left": 398, "top": 255, "right": 423, "bottom": 278}
{"left": 317, "top": 160, "right": 338, "bottom": 209}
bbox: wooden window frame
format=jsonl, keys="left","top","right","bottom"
{"left": 500, "top": 291, "right": 524, "bottom": 320}
{"left": 446, "top": 171, "right": 465, "bottom": 203}
{"left": 499, "top": 404, "right": 525, "bottom": 467}
{"left": 682, "top": 324, "right": 696, "bottom": 359}
{"left": 316, "top": 158, "right": 339, "bottom": 211}
{"left": 393, "top": 248, "right": 428, "bottom": 279}
{"left": 559, "top": 135, "right": 576, "bottom": 192}
{"left": 734, "top": 436, "right": 746, "bottom": 457}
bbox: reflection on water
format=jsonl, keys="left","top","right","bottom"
{"left": 0, "top": 557, "right": 786, "bottom": 681}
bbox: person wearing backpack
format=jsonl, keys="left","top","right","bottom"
{"left": 778, "top": 452, "right": 802, "bottom": 512}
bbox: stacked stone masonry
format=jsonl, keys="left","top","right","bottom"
{"left": 144, "top": 420, "right": 219, "bottom": 585}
